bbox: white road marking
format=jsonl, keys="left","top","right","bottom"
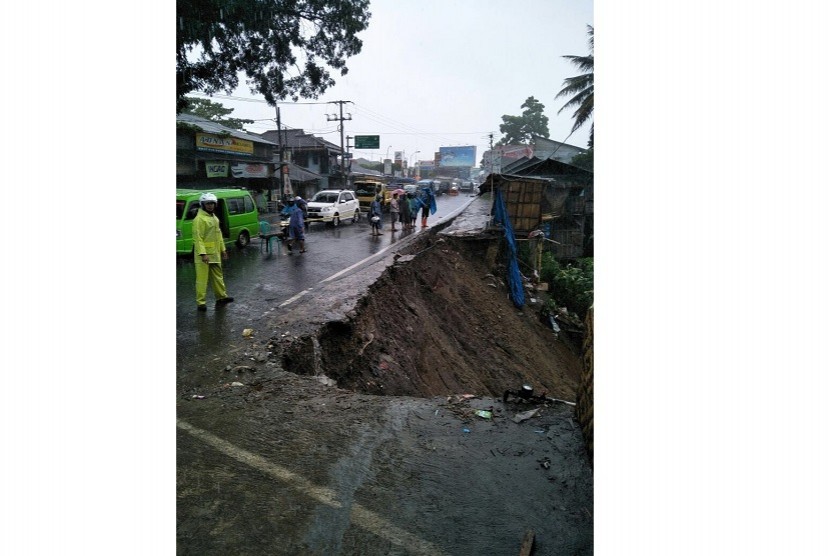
{"left": 178, "top": 420, "right": 448, "bottom": 556}
{"left": 321, "top": 245, "right": 394, "bottom": 283}
{"left": 279, "top": 288, "right": 313, "bottom": 307}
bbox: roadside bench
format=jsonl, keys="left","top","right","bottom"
{"left": 258, "top": 221, "right": 284, "bottom": 254}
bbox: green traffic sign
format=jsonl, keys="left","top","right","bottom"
{"left": 355, "top": 135, "right": 380, "bottom": 149}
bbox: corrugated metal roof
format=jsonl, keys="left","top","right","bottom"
{"left": 177, "top": 112, "right": 278, "bottom": 146}
{"left": 286, "top": 162, "right": 322, "bottom": 182}
{"left": 350, "top": 163, "right": 383, "bottom": 177}
{"left": 259, "top": 129, "right": 340, "bottom": 151}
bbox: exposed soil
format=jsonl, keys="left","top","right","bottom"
{"left": 177, "top": 217, "right": 593, "bottom": 554}
{"left": 277, "top": 232, "right": 583, "bottom": 402}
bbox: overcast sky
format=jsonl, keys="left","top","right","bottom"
{"left": 190, "top": 0, "right": 593, "bottom": 166}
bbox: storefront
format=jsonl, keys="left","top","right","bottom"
{"left": 176, "top": 113, "right": 278, "bottom": 207}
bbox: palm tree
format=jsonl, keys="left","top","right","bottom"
{"left": 556, "top": 25, "right": 594, "bottom": 148}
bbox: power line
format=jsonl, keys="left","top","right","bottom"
{"left": 188, "top": 92, "right": 330, "bottom": 105}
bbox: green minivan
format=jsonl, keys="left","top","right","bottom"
{"left": 176, "top": 188, "right": 260, "bottom": 254}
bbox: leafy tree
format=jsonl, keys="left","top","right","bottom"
{"left": 183, "top": 97, "right": 254, "bottom": 130}
{"left": 177, "top": 0, "right": 372, "bottom": 113}
{"left": 556, "top": 25, "right": 594, "bottom": 148}
{"left": 569, "top": 150, "right": 593, "bottom": 171}
{"left": 496, "top": 96, "right": 550, "bottom": 146}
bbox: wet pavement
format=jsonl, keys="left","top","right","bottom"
{"left": 177, "top": 370, "right": 593, "bottom": 555}
{"left": 177, "top": 193, "right": 477, "bottom": 391}
{"left": 176, "top": 193, "right": 593, "bottom": 554}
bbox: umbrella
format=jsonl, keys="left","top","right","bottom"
{"left": 393, "top": 188, "right": 405, "bottom": 195}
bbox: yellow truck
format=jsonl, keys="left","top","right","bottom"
{"left": 354, "top": 178, "right": 389, "bottom": 213}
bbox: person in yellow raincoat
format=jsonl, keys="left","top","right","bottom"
{"left": 193, "top": 192, "right": 234, "bottom": 311}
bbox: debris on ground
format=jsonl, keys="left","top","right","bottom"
{"left": 513, "top": 408, "right": 541, "bottom": 423}
{"left": 519, "top": 529, "right": 535, "bottom": 556}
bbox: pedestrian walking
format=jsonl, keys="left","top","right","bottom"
{"left": 389, "top": 192, "right": 400, "bottom": 231}
{"left": 193, "top": 192, "right": 234, "bottom": 311}
{"left": 400, "top": 190, "right": 412, "bottom": 230}
{"left": 287, "top": 196, "right": 307, "bottom": 253}
{"left": 370, "top": 195, "right": 383, "bottom": 235}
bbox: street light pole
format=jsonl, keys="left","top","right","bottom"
{"left": 409, "top": 151, "right": 420, "bottom": 176}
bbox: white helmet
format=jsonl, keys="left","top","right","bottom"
{"left": 200, "top": 192, "right": 218, "bottom": 205}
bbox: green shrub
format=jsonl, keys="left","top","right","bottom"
{"left": 539, "top": 254, "right": 593, "bottom": 319}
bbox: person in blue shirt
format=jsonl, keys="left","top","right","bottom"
{"left": 419, "top": 186, "right": 436, "bottom": 228}
{"left": 287, "top": 197, "right": 307, "bottom": 253}
{"left": 370, "top": 195, "right": 383, "bottom": 235}
{"left": 280, "top": 199, "right": 297, "bottom": 218}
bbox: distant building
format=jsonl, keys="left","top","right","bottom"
{"left": 259, "top": 128, "right": 344, "bottom": 192}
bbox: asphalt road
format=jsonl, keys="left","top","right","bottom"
{"left": 176, "top": 192, "right": 593, "bottom": 554}
{"left": 176, "top": 193, "right": 476, "bottom": 389}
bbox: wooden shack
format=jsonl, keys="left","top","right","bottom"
{"left": 481, "top": 167, "right": 592, "bottom": 258}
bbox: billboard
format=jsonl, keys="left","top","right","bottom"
{"left": 438, "top": 146, "right": 476, "bottom": 167}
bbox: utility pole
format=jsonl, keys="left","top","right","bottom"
{"left": 346, "top": 135, "right": 353, "bottom": 183}
{"left": 275, "top": 104, "right": 284, "bottom": 203}
{"left": 326, "top": 101, "right": 352, "bottom": 189}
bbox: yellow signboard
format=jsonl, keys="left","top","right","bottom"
{"left": 195, "top": 133, "right": 254, "bottom": 155}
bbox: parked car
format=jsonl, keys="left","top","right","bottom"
{"left": 305, "top": 189, "right": 361, "bottom": 226}
{"left": 176, "top": 188, "right": 260, "bottom": 254}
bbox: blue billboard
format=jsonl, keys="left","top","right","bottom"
{"left": 438, "top": 146, "right": 477, "bottom": 167}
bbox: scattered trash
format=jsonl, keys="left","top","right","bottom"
{"left": 512, "top": 408, "right": 540, "bottom": 423}
{"left": 242, "top": 328, "right": 254, "bottom": 337}
{"left": 538, "top": 457, "right": 551, "bottom": 470}
{"left": 548, "top": 315, "right": 561, "bottom": 334}
{"left": 448, "top": 394, "right": 477, "bottom": 404}
{"left": 475, "top": 410, "right": 493, "bottom": 419}
{"left": 192, "top": 395, "right": 205, "bottom": 399}
{"left": 230, "top": 382, "right": 244, "bottom": 387}
{"left": 314, "top": 376, "right": 337, "bottom": 387}
{"left": 462, "top": 428, "right": 471, "bottom": 433}
{"left": 534, "top": 430, "right": 546, "bottom": 434}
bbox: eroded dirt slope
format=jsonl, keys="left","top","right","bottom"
{"left": 281, "top": 233, "right": 582, "bottom": 400}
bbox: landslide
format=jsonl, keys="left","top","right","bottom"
{"left": 281, "top": 233, "right": 583, "bottom": 400}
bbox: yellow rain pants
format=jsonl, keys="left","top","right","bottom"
{"left": 193, "top": 208, "right": 228, "bottom": 305}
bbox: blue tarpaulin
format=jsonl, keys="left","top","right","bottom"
{"left": 493, "top": 189, "right": 525, "bottom": 308}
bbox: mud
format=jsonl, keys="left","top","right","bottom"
{"left": 177, "top": 203, "right": 593, "bottom": 554}
{"left": 276, "top": 233, "right": 583, "bottom": 402}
